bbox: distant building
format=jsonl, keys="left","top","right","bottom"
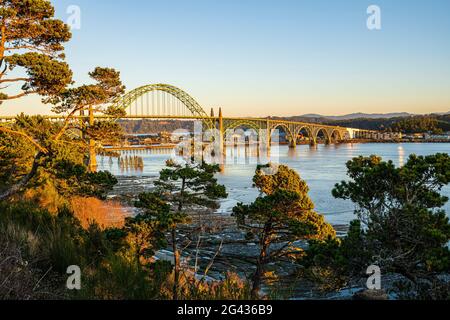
{"left": 403, "top": 133, "right": 425, "bottom": 140}
{"left": 424, "top": 132, "right": 450, "bottom": 140}
{"left": 369, "top": 132, "right": 402, "bottom": 140}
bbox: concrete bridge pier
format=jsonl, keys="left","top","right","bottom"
{"left": 265, "top": 119, "right": 271, "bottom": 154}
{"left": 289, "top": 138, "right": 297, "bottom": 148}
{"left": 308, "top": 128, "right": 319, "bottom": 146}
{"left": 218, "top": 107, "right": 225, "bottom": 156}
{"left": 255, "top": 133, "right": 261, "bottom": 157}
{"left": 262, "top": 133, "right": 271, "bottom": 156}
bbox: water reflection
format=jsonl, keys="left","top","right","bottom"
{"left": 398, "top": 145, "right": 405, "bottom": 167}
{"left": 119, "top": 155, "right": 144, "bottom": 173}
{"left": 287, "top": 147, "right": 296, "bottom": 159}
{"left": 97, "top": 143, "right": 450, "bottom": 225}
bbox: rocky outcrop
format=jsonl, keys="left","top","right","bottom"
{"left": 353, "top": 289, "right": 389, "bottom": 300}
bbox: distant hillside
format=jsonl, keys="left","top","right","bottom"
{"left": 299, "top": 112, "right": 412, "bottom": 121}
{"left": 273, "top": 112, "right": 450, "bottom": 133}
{"left": 320, "top": 114, "right": 450, "bottom": 133}
{"left": 119, "top": 119, "right": 194, "bottom": 134}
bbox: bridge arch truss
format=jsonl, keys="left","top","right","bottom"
{"left": 109, "top": 83, "right": 214, "bottom": 129}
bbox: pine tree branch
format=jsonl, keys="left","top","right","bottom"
{"left": 0, "top": 91, "right": 37, "bottom": 101}
{"left": 0, "top": 126, "right": 48, "bottom": 154}
{"left": 0, "top": 77, "right": 30, "bottom": 83}
{"left": 53, "top": 106, "right": 85, "bottom": 141}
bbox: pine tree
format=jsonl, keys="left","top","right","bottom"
{"left": 135, "top": 159, "right": 227, "bottom": 300}
{"left": 233, "top": 164, "right": 336, "bottom": 298}
{"left": 0, "top": 67, "right": 125, "bottom": 200}
{"left": 0, "top": 0, "right": 72, "bottom": 104}
{"left": 332, "top": 154, "right": 450, "bottom": 281}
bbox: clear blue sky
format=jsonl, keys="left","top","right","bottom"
{"left": 2, "top": 0, "right": 450, "bottom": 116}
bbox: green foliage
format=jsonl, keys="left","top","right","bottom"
{"left": 0, "top": 202, "right": 102, "bottom": 273}
{"left": 0, "top": 1, "right": 124, "bottom": 203}
{"left": 303, "top": 221, "right": 371, "bottom": 291}
{"left": 0, "top": 198, "right": 250, "bottom": 300}
{"left": 0, "top": 67, "right": 124, "bottom": 203}
{"left": 135, "top": 191, "right": 183, "bottom": 230}
{"left": 234, "top": 189, "right": 334, "bottom": 241}
{"left": 0, "top": 125, "right": 35, "bottom": 187}
{"left": 253, "top": 163, "right": 315, "bottom": 210}
{"left": 0, "top": 200, "right": 169, "bottom": 300}
{"left": 135, "top": 159, "right": 227, "bottom": 299}
{"left": 119, "top": 119, "right": 193, "bottom": 134}
{"left": 0, "top": 117, "right": 118, "bottom": 207}
{"left": 162, "top": 271, "right": 252, "bottom": 300}
{"left": 5, "top": 53, "right": 72, "bottom": 99}
{"left": 86, "top": 120, "right": 123, "bottom": 143}
{"left": 82, "top": 170, "right": 118, "bottom": 198}
{"left": 89, "top": 67, "right": 125, "bottom": 99}
{"left": 320, "top": 114, "right": 450, "bottom": 134}
{"left": 236, "top": 164, "right": 335, "bottom": 241}
{"left": 119, "top": 214, "right": 166, "bottom": 263}
{"left": 134, "top": 159, "right": 228, "bottom": 235}
{"left": 79, "top": 254, "right": 167, "bottom": 300}
{"left": 0, "top": 206, "right": 67, "bottom": 299}
{"left": 233, "top": 164, "right": 336, "bottom": 296}
{"left": 53, "top": 67, "right": 125, "bottom": 113}
{"left": 333, "top": 154, "right": 450, "bottom": 216}
{"left": 0, "top": 0, "right": 73, "bottom": 104}
{"left": 391, "top": 116, "right": 448, "bottom": 134}
{"left": 155, "top": 159, "right": 228, "bottom": 210}
{"left": 312, "top": 153, "right": 450, "bottom": 294}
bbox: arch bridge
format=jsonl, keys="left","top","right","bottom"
{"left": 0, "top": 83, "right": 376, "bottom": 148}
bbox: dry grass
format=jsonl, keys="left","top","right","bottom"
{"left": 70, "top": 197, "right": 129, "bottom": 230}
{"left": 22, "top": 180, "right": 67, "bottom": 214}
{"left": 0, "top": 224, "right": 66, "bottom": 300}
{"left": 159, "top": 270, "right": 252, "bottom": 300}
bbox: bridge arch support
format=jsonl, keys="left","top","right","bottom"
{"left": 269, "top": 123, "right": 297, "bottom": 148}
{"left": 308, "top": 127, "right": 331, "bottom": 145}
{"left": 294, "top": 125, "right": 315, "bottom": 146}
{"left": 330, "top": 129, "right": 348, "bottom": 142}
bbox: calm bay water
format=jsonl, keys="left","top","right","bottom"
{"left": 98, "top": 143, "right": 450, "bottom": 225}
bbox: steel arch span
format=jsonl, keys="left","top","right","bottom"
{"left": 109, "top": 83, "right": 214, "bottom": 129}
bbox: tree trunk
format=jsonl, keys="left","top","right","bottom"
{"left": 251, "top": 229, "right": 270, "bottom": 299}
{"left": 172, "top": 177, "right": 185, "bottom": 299}
{"left": 172, "top": 227, "right": 179, "bottom": 300}
{"left": 251, "top": 260, "right": 265, "bottom": 298}
{"left": 0, "top": 151, "right": 43, "bottom": 201}
{"left": 88, "top": 105, "right": 97, "bottom": 172}
{"left": 0, "top": 24, "right": 6, "bottom": 68}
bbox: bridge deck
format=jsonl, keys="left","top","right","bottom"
{"left": 0, "top": 114, "right": 376, "bottom": 133}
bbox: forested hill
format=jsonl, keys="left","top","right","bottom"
{"left": 119, "top": 119, "right": 194, "bottom": 134}
{"left": 321, "top": 114, "right": 450, "bottom": 133}
{"left": 274, "top": 114, "right": 450, "bottom": 134}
